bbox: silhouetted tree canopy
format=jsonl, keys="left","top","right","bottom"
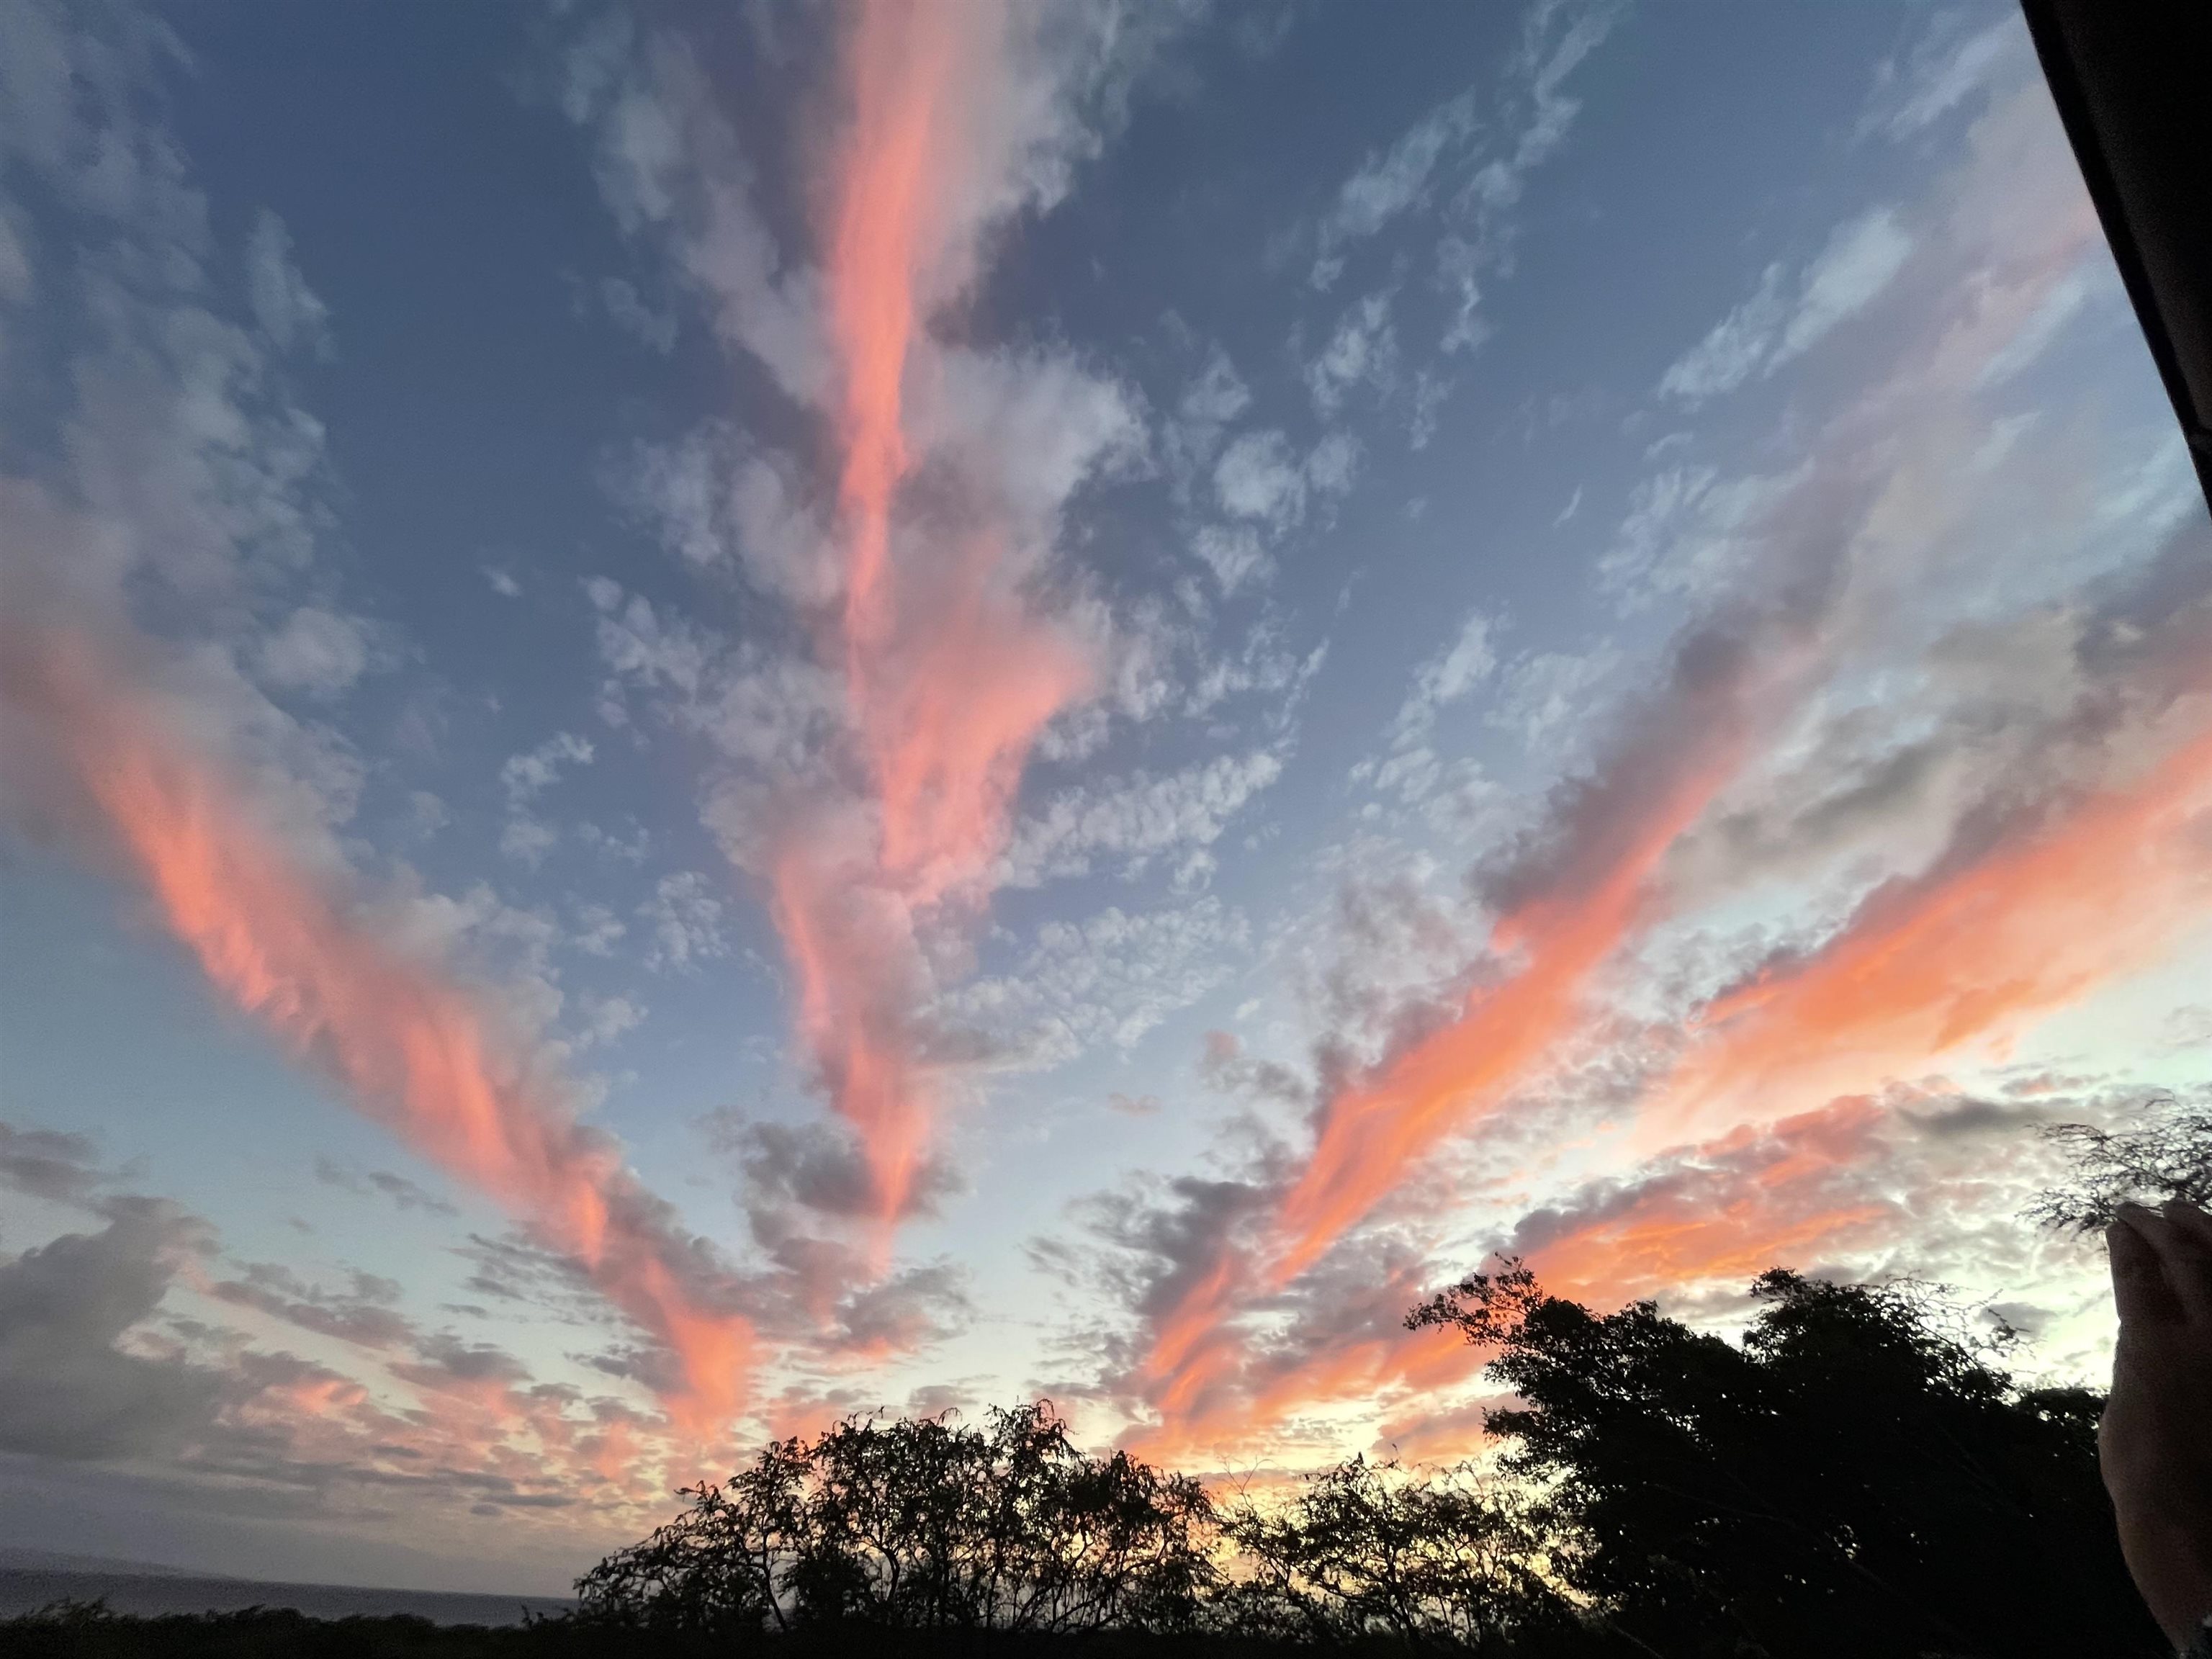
{"left": 575, "top": 1402, "right": 1217, "bottom": 1637}
{"left": 1408, "top": 1262, "right": 2161, "bottom": 1657}
{"left": 1216, "top": 1456, "right": 1602, "bottom": 1654}
{"left": 18, "top": 1267, "right": 2157, "bottom": 1658}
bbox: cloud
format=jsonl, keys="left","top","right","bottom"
{"left": 638, "top": 870, "right": 729, "bottom": 972}
{"left": 498, "top": 732, "right": 594, "bottom": 866}
{"left": 1859, "top": 13, "right": 2026, "bottom": 144}
{"left": 1659, "top": 208, "right": 1914, "bottom": 403}
{"left": 943, "top": 896, "right": 1249, "bottom": 1071}
{"left": 1390, "top": 609, "right": 1497, "bottom": 742}
{"left": 312, "top": 1156, "right": 461, "bottom": 1218}
{"left": 599, "top": 274, "right": 675, "bottom": 352}
{"left": 1191, "top": 524, "right": 1271, "bottom": 596}
{"left": 1351, "top": 610, "right": 1501, "bottom": 811}
{"left": 2, "top": 619, "right": 753, "bottom": 1431}
{"left": 0, "top": 1120, "right": 114, "bottom": 1205}
{"left": 1310, "top": 93, "right": 1476, "bottom": 288}
{"left": 1434, "top": 0, "right": 1622, "bottom": 354}
{"left": 1213, "top": 430, "right": 1361, "bottom": 541}
{"left": 719, "top": 1118, "right": 961, "bottom": 1227}
{"left": 209, "top": 1262, "right": 415, "bottom": 1349}
{"left": 1305, "top": 289, "right": 1399, "bottom": 415}
{"left": 252, "top": 607, "right": 372, "bottom": 698}
{"left": 1160, "top": 344, "right": 1251, "bottom": 495}
{"left": 1123, "top": 59, "right": 2135, "bottom": 1439}
{"left": 562, "top": 0, "right": 1182, "bottom": 1228}
{"left": 1001, "top": 750, "right": 1285, "bottom": 888}
{"left": 243, "top": 210, "right": 331, "bottom": 357}
{"left": 0, "top": 1203, "right": 223, "bottom": 1461}
{"left": 500, "top": 731, "right": 594, "bottom": 805}
{"left": 1650, "top": 719, "right": 2212, "bottom": 1152}
{"left": 1214, "top": 430, "right": 1307, "bottom": 531}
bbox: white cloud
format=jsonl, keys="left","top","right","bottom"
{"left": 639, "top": 871, "right": 729, "bottom": 972}
{"left": 1215, "top": 430, "right": 1306, "bottom": 531}
{"left": 1392, "top": 609, "right": 1498, "bottom": 740}
{"left": 599, "top": 274, "right": 675, "bottom": 352}
{"left": 571, "top": 903, "right": 626, "bottom": 958}
{"left": 1860, "top": 15, "right": 2025, "bottom": 143}
{"left": 1001, "top": 750, "right": 1286, "bottom": 889}
{"left": 1191, "top": 524, "right": 1270, "bottom": 596}
{"left": 1305, "top": 431, "right": 1361, "bottom": 498}
{"left": 1777, "top": 209, "right": 1915, "bottom": 360}
{"left": 1311, "top": 91, "right": 1477, "bottom": 288}
{"left": 571, "top": 990, "right": 644, "bottom": 1050}
{"left": 1160, "top": 344, "right": 1251, "bottom": 496}
{"left": 1599, "top": 462, "right": 1804, "bottom": 607}
{"left": 243, "top": 211, "right": 330, "bottom": 356}
{"left": 1656, "top": 268, "right": 1788, "bottom": 404}
{"left": 1437, "top": 0, "right": 1622, "bottom": 354}
{"left": 942, "top": 897, "right": 1248, "bottom": 1071}
{"left": 1488, "top": 642, "right": 1625, "bottom": 754}
{"left": 500, "top": 731, "right": 594, "bottom": 806}
{"left": 498, "top": 814, "right": 559, "bottom": 869}
{"left": 1306, "top": 289, "right": 1398, "bottom": 417}
{"left": 921, "top": 343, "right": 1146, "bottom": 541}
{"left": 254, "top": 606, "right": 369, "bottom": 698}
{"left": 1352, "top": 611, "right": 1498, "bottom": 808}
{"left": 1660, "top": 208, "right": 1914, "bottom": 403}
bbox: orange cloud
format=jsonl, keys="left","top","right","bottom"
{"left": 1519, "top": 1096, "right": 1901, "bottom": 1305}
{"left": 11, "top": 626, "right": 752, "bottom": 1434}
{"left": 1124, "top": 1318, "right": 1483, "bottom": 1473}
{"left": 1272, "top": 751, "right": 1738, "bottom": 1285}
{"left": 1652, "top": 718, "right": 2212, "bottom": 1148}
{"left": 769, "top": 0, "right": 1088, "bottom": 1227}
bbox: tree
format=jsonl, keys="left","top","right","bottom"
{"left": 2027, "top": 1093, "right": 2212, "bottom": 1231}
{"left": 1217, "top": 1455, "right": 1601, "bottom": 1653}
{"left": 1408, "top": 1262, "right": 2163, "bottom": 1658}
{"left": 577, "top": 1402, "right": 1218, "bottom": 1637}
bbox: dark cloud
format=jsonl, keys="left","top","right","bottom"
{"left": 208, "top": 1262, "right": 417, "bottom": 1350}
{"left": 0, "top": 1120, "right": 115, "bottom": 1206}
{"left": 711, "top": 1115, "right": 963, "bottom": 1223}
{"left": 451, "top": 1231, "right": 606, "bottom": 1323}
{"left": 313, "top": 1156, "right": 461, "bottom": 1218}
{"left": 0, "top": 1202, "right": 224, "bottom": 1460}
{"left": 398, "top": 1333, "right": 534, "bottom": 1390}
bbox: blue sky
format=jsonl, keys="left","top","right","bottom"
{"left": 2, "top": 0, "right": 2207, "bottom": 1596}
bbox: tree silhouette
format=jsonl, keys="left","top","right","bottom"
{"left": 1408, "top": 1262, "right": 2162, "bottom": 1658}
{"left": 577, "top": 1402, "right": 1216, "bottom": 1637}
{"left": 1216, "top": 1455, "right": 1600, "bottom": 1653}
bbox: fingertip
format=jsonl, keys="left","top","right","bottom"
{"left": 2159, "top": 1197, "right": 2212, "bottom": 1241}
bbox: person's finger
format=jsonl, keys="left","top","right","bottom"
{"left": 2120, "top": 1202, "right": 2212, "bottom": 1323}
{"left": 2157, "top": 1199, "right": 2212, "bottom": 1318}
{"left": 2162, "top": 1197, "right": 2212, "bottom": 1251}
{"left": 2109, "top": 1206, "right": 2185, "bottom": 1327}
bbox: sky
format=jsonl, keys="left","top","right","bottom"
{"left": 2, "top": 0, "right": 2208, "bottom": 1599}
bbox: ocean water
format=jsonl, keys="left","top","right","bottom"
{"left": 0, "top": 1566, "right": 577, "bottom": 1627}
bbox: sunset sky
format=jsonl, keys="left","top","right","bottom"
{"left": 3, "top": 0, "right": 2208, "bottom": 1598}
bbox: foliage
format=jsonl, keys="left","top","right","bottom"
{"left": 1409, "top": 1262, "right": 2162, "bottom": 1657}
{"left": 2026, "top": 1094, "right": 2212, "bottom": 1231}
{"left": 575, "top": 1402, "right": 1218, "bottom": 1637}
{"left": 12, "top": 1261, "right": 2162, "bottom": 1658}
{"left": 1214, "top": 1457, "right": 1602, "bottom": 1654}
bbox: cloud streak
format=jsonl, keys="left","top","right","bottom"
{"left": 1655, "top": 718, "right": 2212, "bottom": 1148}
{"left": 1, "top": 619, "right": 753, "bottom": 1434}
{"left": 764, "top": 0, "right": 1100, "bottom": 1228}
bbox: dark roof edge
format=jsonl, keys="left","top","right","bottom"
{"left": 2020, "top": 1, "right": 2212, "bottom": 512}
